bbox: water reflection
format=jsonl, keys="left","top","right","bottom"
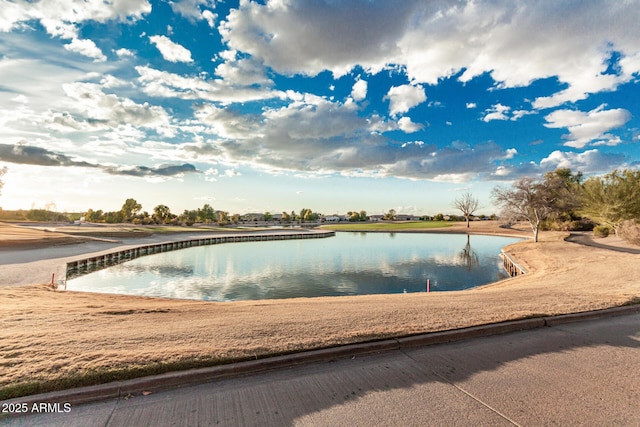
{"left": 67, "top": 233, "right": 521, "bottom": 301}
{"left": 458, "top": 234, "right": 480, "bottom": 271}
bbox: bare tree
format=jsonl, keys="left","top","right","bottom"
{"left": 492, "top": 177, "right": 553, "bottom": 243}
{"left": 453, "top": 192, "right": 479, "bottom": 228}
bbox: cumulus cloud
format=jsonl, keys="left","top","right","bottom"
{"left": 219, "top": 0, "right": 412, "bottom": 77}
{"left": 543, "top": 105, "right": 631, "bottom": 149}
{"left": 135, "top": 65, "right": 283, "bottom": 104}
{"left": 63, "top": 38, "right": 106, "bottom": 61}
{"left": 149, "top": 35, "right": 193, "bottom": 63}
{"left": 192, "top": 93, "right": 518, "bottom": 180}
{"left": 539, "top": 149, "right": 626, "bottom": 173}
{"left": 219, "top": 0, "right": 640, "bottom": 106}
{"left": 214, "top": 53, "right": 273, "bottom": 86}
{"left": 350, "top": 79, "right": 368, "bottom": 101}
{"left": 0, "top": 142, "right": 95, "bottom": 168}
{"left": 61, "top": 82, "right": 175, "bottom": 136}
{"left": 103, "top": 163, "right": 198, "bottom": 177}
{"left": 397, "top": 117, "right": 423, "bottom": 133}
{"left": 482, "top": 103, "right": 510, "bottom": 122}
{"left": 0, "top": 0, "right": 150, "bottom": 37}
{"left": 482, "top": 104, "right": 534, "bottom": 122}
{"left": 170, "top": 0, "right": 217, "bottom": 25}
{"left": 384, "top": 84, "right": 426, "bottom": 116}
{"left": 0, "top": 142, "right": 198, "bottom": 178}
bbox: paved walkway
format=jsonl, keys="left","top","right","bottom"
{"left": 566, "top": 231, "right": 640, "bottom": 254}
{"left": 2, "top": 310, "right": 638, "bottom": 426}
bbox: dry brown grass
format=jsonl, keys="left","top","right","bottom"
{"left": 1, "top": 221, "right": 639, "bottom": 399}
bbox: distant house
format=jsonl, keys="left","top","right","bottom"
{"left": 396, "top": 214, "right": 420, "bottom": 221}
{"left": 240, "top": 213, "right": 265, "bottom": 222}
{"left": 323, "top": 215, "right": 345, "bottom": 222}
{"left": 369, "top": 215, "right": 384, "bottom": 222}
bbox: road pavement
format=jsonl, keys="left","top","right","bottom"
{"left": 2, "top": 309, "right": 638, "bottom": 427}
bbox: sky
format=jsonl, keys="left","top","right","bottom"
{"left": 0, "top": 0, "right": 639, "bottom": 217}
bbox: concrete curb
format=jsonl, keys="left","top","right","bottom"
{"left": 2, "top": 305, "right": 639, "bottom": 409}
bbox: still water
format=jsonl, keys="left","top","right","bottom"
{"left": 66, "top": 232, "right": 521, "bottom": 301}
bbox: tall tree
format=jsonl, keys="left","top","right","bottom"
{"left": 542, "top": 168, "right": 583, "bottom": 228}
{"left": 453, "top": 192, "right": 479, "bottom": 228}
{"left": 492, "top": 177, "right": 554, "bottom": 243}
{"left": 384, "top": 209, "right": 396, "bottom": 220}
{"left": 120, "top": 198, "right": 142, "bottom": 222}
{"left": 580, "top": 169, "right": 640, "bottom": 234}
{"left": 200, "top": 204, "right": 215, "bottom": 223}
{"left": 217, "top": 211, "right": 229, "bottom": 225}
{"left": 153, "top": 204, "right": 172, "bottom": 224}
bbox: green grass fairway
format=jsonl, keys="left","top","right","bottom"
{"left": 319, "top": 221, "right": 453, "bottom": 231}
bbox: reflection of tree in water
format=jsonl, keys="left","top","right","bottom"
{"left": 458, "top": 234, "right": 479, "bottom": 271}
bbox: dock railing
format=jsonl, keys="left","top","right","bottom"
{"left": 65, "top": 231, "right": 335, "bottom": 280}
{"left": 500, "top": 250, "right": 527, "bottom": 277}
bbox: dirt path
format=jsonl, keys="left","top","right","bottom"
{"left": 1, "top": 221, "right": 639, "bottom": 399}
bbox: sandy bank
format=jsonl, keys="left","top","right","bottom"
{"left": 0, "top": 221, "right": 639, "bottom": 398}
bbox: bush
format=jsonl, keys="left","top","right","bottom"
{"left": 618, "top": 220, "right": 640, "bottom": 246}
{"left": 593, "top": 225, "right": 610, "bottom": 238}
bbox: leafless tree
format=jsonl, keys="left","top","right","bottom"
{"left": 453, "top": 192, "right": 479, "bottom": 228}
{"left": 492, "top": 177, "right": 554, "bottom": 243}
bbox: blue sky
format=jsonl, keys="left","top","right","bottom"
{"left": 1, "top": 0, "right": 639, "bottom": 216}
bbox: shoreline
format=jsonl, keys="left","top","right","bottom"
{"left": 1, "top": 221, "right": 639, "bottom": 399}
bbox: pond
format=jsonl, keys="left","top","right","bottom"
{"left": 66, "top": 232, "right": 522, "bottom": 301}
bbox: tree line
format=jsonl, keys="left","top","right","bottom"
{"left": 491, "top": 168, "right": 640, "bottom": 244}
{"left": 82, "top": 200, "right": 326, "bottom": 226}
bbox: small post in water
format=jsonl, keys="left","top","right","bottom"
{"left": 426, "top": 278, "right": 430, "bottom": 293}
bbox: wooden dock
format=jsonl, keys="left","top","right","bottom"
{"left": 65, "top": 231, "right": 335, "bottom": 280}
{"left": 500, "top": 251, "right": 527, "bottom": 277}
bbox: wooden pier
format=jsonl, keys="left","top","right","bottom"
{"left": 500, "top": 251, "right": 527, "bottom": 277}
{"left": 65, "top": 231, "right": 335, "bottom": 280}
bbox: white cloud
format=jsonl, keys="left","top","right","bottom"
{"left": 543, "top": 105, "right": 631, "bottom": 149}
{"left": 466, "top": 102, "right": 477, "bottom": 109}
{"left": 170, "top": 0, "right": 217, "bottom": 24}
{"left": 482, "top": 104, "right": 535, "bottom": 122}
{"left": 135, "top": 65, "right": 283, "bottom": 104}
{"left": 214, "top": 53, "right": 273, "bottom": 86}
{"left": 61, "top": 82, "right": 175, "bottom": 137}
{"left": 114, "top": 48, "right": 135, "bottom": 58}
{"left": 384, "top": 84, "right": 426, "bottom": 116}
{"left": 350, "top": 79, "right": 368, "bottom": 101}
{"left": 482, "top": 103, "right": 510, "bottom": 122}
{"left": 220, "top": 1, "right": 640, "bottom": 106}
{"left": 202, "top": 10, "right": 217, "bottom": 28}
{"left": 219, "top": 0, "right": 411, "bottom": 78}
{"left": 11, "top": 94, "right": 28, "bottom": 104}
{"left": 503, "top": 148, "right": 518, "bottom": 160}
{"left": 63, "top": 38, "right": 106, "bottom": 61}
{"left": 149, "top": 35, "right": 193, "bottom": 63}
{"left": 0, "top": 0, "right": 151, "bottom": 37}
{"left": 397, "top": 117, "right": 423, "bottom": 133}
{"left": 539, "top": 149, "right": 626, "bottom": 173}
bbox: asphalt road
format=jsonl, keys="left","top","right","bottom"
{"left": 3, "top": 311, "right": 638, "bottom": 427}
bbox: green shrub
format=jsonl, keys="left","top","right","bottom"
{"left": 593, "top": 225, "right": 610, "bottom": 238}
